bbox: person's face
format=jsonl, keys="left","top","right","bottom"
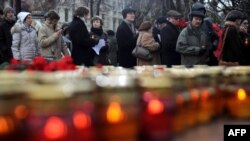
{"left": 168, "top": 17, "right": 180, "bottom": 26}
{"left": 241, "top": 19, "right": 248, "bottom": 29}
{"left": 125, "top": 12, "right": 135, "bottom": 22}
{"left": 92, "top": 19, "right": 101, "bottom": 28}
{"left": 51, "top": 19, "right": 59, "bottom": 25}
{"left": 84, "top": 13, "right": 90, "bottom": 21}
{"left": 5, "top": 11, "right": 15, "bottom": 21}
{"left": 24, "top": 15, "right": 32, "bottom": 25}
{"left": 191, "top": 16, "right": 202, "bottom": 27}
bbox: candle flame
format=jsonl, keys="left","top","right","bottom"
{"left": 190, "top": 89, "right": 199, "bottom": 101}
{"left": 106, "top": 102, "right": 124, "bottom": 123}
{"left": 73, "top": 112, "right": 91, "bottom": 129}
{"left": 237, "top": 88, "right": 247, "bottom": 101}
{"left": 201, "top": 89, "right": 209, "bottom": 101}
{"left": 44, "top": 116, "right": 67, "bottom": 139}
{"left": 0, "top": 116, "right": 14, "bottom": 135}
{"left": 147, "top": 99, "right": 164, "bottom": 115}
{"left": 14, "top": 105, "right": 29, "bottom": 120}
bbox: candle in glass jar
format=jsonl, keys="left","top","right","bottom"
{"left": 0, "top": 74, "right": 29, "bottom": 141}
{"left": 96, "top": 74, "right": 139, "bottom": 141}
{"left": 138, "top": 72, "right": 174, "bottom": 141}
{"left": 227, "top": 88, "right": 250, "bottom": 119}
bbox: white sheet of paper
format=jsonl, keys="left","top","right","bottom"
{"left": 92, "top": 39, "right": 105, "bottom": 55}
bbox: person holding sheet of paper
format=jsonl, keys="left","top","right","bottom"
{"left": 90, "top": 16, "right": 110, "bottom": 65}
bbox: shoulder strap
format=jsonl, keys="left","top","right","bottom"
{"left": 219, "top": 27, "right": 229, "bottom": 59}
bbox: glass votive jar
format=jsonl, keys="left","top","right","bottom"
{"left": 169, "top": 68, "right": 198, "bottom": 129}
{"left": 25, "top": 74, "right": 74, "bottom": 141}
{"left": 192, "top": 68, "right": 218, "bottom": 124}
{"left": 223, "top": 67, "right": 250, "bottom": 119}
{"left": 138, "top": 71, "right": 174, "bottom": 141}
{"left": 95, "top": 74, "right": 140, "bottom": 141}
{"left": 69, "top": 77, "right": 97, "bottom": 141}
{"left": 0, "top": 73, "right": 29, "bottom": 141}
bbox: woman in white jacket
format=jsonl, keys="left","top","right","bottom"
{"left": 11, "top": 12, "right": 40, "bottom": 61}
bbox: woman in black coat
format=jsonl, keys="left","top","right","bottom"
{"left": 221, "top": 10, "right": 246, "bottom": 65}
{"left": 68, "top": 7, "right": 97, "bottom": 66}
{"left": 116, "top": 8, "right": 137, "bottom": 68}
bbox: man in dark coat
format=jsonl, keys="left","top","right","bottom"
{"left": 153, "top": 16, "right": 167, "bottom": 44}
{"left": 160, "top": 10, "right": 182, "bottom": 67}
{"left": 0, "top": 7, "right": 15, "bottom": 64}
{"left": 116, "top": 7, "right": 137, "bottom": 68}
{"left": 68, "top": 6, "right": 97, "bottom": 66}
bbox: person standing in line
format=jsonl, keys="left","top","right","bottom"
{"left": 116, "top": 7, "right": 137, "bottom": 68}
{"left": 68, "top": 6, "right": 97, "bottom": 66}
{"left": 11, "top": 12, "right": 40, "bottom": 61}
{"left": 152, "top": 16, "right": 167, "bottom": 44}
{"left": 106, "top": 30, "right": 118, "bottom": 66}
{"left": 176, "top": 11, "right": 209, "bottom": 67}
{"left": 90, "top": 16, "right": 109, "bottom": 65}
{"left": 0, "top": 7, "right": 16, "bottom": 64}
{"left": 191, "top": 2, "right": 219, "bottom": 66}
{"left": 136, "top": 21, "right": 160, "bottom": 66}
{"left": 239, "top": 15, "right": 250, "bottom": 65}
{"left": 38, "top": 10, "right": 70, "bottom": 61}
{"left": 160, "top": 10, "right": 182, "bottom": 67}
{"left": 220, "top": 10, "right": 246, "bottom": 66}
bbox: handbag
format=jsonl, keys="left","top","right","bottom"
{"left": 218, "top": 27, "right": 239, "bottom": 66}
{"left": 132, "top": 34, "right": 152, "bottom": 61}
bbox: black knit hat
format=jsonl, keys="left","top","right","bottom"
{"left": 3, "top": 7, "right": 15, "bottom": 16}
{"left": 122, "top": 7, "right": 136, "bottom": 19}
{"left": 156, "top": 16, "right": 167, "bottom": 24}
{"left": 225, "top": 10, "right": 243, "bottom": 21}
{"left": 190, "top": 10, "right": 205, "bottom": 19}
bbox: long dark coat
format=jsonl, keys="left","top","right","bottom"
{"left": 68, "top": 17, "right": 96, "bottom": 66}
{"left": 221, "top": 22, "right": 246, "bottom": 65}
{"left": 0, "top": 19, "right": 14, "bottom": 63}
{"left": 116, "top": 21, "right": 137, "bottom": 68}
{"left": 160, "top": 21, "right": 181, "bottom": 67}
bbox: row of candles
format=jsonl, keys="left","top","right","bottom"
{"left": 0, "top": 66, "right": 250, "bottom": 141}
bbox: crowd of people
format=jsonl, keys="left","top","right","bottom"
{"left": 0, "top": 2, "right": 250, "bottom": 68}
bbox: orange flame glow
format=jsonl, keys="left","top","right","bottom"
{"left": 0, "top": 116, "right": 14, "bottom": 135}
{"left": 44, "top": 116, "right": 67, "bottom": 139}
{"left": 201, "top": 89, "right": 209, "bottom": 101}
{"left": 14, "top": 105, "right": 29, "bottom": 120}
{"left": 147, "top": 99, "right": 164, "bottom": 115}
{"left": 237, "top": 88, "right": 247, "bottom": 101}
{"left": 106, "top": 102, "right": 124, "bottom": 123}
{"left": 190, "top": 89, "right": 199, "bottom": 101}
{"left": 73, "top": 112, "right": 91, "bottom": 129}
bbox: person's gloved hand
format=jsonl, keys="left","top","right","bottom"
{"left": 199, "top": 47, "right": 206, "bottom": 56}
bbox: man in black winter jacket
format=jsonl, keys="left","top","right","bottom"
{"left": 0, "top": 7, "right": 16, "bottom": 64}
{"left": 160, "top": 10, "right": 182, "bottom": 67}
